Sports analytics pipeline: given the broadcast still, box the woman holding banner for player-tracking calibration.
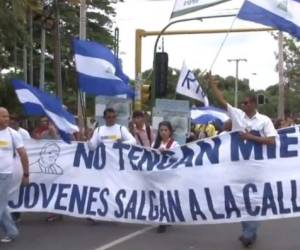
[152,121,179,233]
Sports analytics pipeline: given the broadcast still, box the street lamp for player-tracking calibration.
[228,58,247,107]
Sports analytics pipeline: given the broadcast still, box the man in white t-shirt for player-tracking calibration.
[0,107,29,243]
[9,115,30,222]
[88,108,136,150]
[209,76,277,247]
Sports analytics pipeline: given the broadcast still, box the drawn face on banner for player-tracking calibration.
[40,144,60,165]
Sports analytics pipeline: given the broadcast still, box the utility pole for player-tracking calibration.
[77,0,87,137]
[39,27,46,91]
[228,58,247,107]
[278,31,285,119]
[29,9,34,85]
[23,46,27,83]
[53,0,62,100]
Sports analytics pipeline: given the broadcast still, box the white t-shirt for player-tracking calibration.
[159,139,179,150]
[17,127,31,140]
[151,138,179,150]
[227,104,277,137]
[0,127,24,173]
[88,124,136,150]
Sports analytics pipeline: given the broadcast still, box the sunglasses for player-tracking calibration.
[105,115,116,119]
[242,101,251,105]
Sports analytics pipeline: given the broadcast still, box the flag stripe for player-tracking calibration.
[191,107,229,121]
[78,73,133,96]
[242,0,300,23]
[13,82,75,124]
[73,39,116,61]
[75,54,119,80]
[15,89,79,133]
[73,39,133,97]
[12,80,79,143]
[238,0,300,39]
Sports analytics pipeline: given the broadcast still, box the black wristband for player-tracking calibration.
[23,173,29,178]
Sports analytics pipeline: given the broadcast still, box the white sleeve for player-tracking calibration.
[21,128,31,140]
[226,103,243,119]
[121,126,136,145]
[87,128,100,150]
[170,140,180,149]
[226,103,245,131]
[263,117,277,137]
[11,129,24,149]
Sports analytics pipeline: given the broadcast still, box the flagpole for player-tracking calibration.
[151,14,235,107]
[278,31,285,119]
[78,0,87,139]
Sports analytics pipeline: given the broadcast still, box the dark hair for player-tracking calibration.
[10,114,20,121]
[132,110,144,118]
[274,118,283,129]
[103,107,116,117]
[152,121,174,149]
[246,94,257,105]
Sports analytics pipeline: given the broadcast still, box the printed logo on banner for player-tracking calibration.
[30,143,63,175]
[182,70,204,96]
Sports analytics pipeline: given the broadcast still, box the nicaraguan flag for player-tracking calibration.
[176,62,209,106]
[191,106,230,125]
[12,80,79,143]
[238,0,300,39]
[73,39,134,97]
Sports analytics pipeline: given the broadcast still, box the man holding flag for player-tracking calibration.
[209,74,277,247]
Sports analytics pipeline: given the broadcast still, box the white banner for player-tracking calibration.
[171,0,231,18]
[8,126,300,225]
[176,62,209,106]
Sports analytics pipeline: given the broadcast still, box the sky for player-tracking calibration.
[114,0,280,91]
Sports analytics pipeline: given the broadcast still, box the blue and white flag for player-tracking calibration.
[73,39,134,97]
[12,80,79,143]
[238,0,300,39]
[176,62,209,106]
[191,106,230,125]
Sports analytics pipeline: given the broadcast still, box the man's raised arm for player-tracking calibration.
[208,74,227,109]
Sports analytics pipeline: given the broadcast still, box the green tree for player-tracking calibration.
[0,0,119,116]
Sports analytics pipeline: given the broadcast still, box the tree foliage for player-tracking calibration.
[0,0,119,116]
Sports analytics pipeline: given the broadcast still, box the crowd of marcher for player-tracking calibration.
[0,75,298,246]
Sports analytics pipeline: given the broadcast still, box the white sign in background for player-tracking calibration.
[8,127,300,225]
[171,0,231,18]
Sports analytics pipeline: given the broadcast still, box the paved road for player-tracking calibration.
[1,214,299,250]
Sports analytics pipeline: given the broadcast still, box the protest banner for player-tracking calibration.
[9,126,300,225]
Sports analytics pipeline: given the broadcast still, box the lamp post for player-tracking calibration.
[228,58,247,107]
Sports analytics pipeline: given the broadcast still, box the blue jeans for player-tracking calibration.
[0,174,19,238]
[241,221,259,239]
